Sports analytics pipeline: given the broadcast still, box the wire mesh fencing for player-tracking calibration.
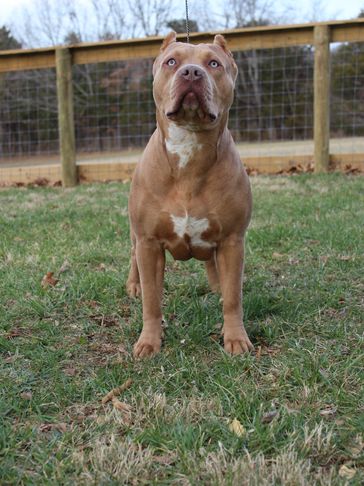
[73,59,155,154]
[0,22,364,185]
[231,46,314,144]
[0,67,60,184]
[331,42,364,138]
[0,68,59,158]
[330,42,364,164]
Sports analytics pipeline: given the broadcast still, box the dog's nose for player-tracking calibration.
[180,64,204,82]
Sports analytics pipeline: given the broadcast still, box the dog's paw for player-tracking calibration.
[224,331,254,355]
[126,280,141,298]
[133,335,161,358]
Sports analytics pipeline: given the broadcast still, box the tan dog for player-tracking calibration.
[127,31,253,358]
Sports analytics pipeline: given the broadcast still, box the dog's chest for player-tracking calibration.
[170,213,210,248]
[155,207,221,261]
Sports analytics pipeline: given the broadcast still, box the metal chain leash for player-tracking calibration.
[185,0,190,43]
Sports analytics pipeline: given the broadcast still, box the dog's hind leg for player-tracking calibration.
[205,253,220,293]
[126,232,141,298]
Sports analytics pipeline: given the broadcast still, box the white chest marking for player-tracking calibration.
[165,124,202,168]
[171,214,212,248]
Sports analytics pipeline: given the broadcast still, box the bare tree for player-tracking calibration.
[90,0,129,41]
[185,0,218,32]
[305,0,331,22]
[126,0,173,37]
[220,0,274,28]
[13,0,131,47]
[15,0,67,46]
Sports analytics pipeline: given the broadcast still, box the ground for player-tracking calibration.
[0,174,363,484]
[1,137,363,168]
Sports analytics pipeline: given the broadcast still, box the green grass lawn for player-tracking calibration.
[1,174,363,485]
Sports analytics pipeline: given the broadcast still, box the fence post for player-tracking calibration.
[56,47,77,187]
[314,25,330,173]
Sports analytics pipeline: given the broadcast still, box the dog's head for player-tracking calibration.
[153,32,238,129]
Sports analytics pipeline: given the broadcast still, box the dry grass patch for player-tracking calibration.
[1,176,363,485]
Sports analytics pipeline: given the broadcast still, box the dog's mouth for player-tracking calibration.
[166,90,217,123]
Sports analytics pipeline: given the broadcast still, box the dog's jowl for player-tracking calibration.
[127,31,253,358]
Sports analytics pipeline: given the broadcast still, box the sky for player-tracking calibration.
[0,0,364,24]
[1,0,364,41]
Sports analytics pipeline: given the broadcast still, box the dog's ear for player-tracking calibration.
[161,31,177,52]
[213,34,233,58]
[214,34,237,81]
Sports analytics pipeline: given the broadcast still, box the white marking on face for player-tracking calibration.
[165,124,202,168]
[171,213,212,248]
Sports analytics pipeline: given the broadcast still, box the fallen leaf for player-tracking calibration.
[33,177,50,187]
[153,453,177,465]
[256,344,281,358]
[285,405,300,415]
[344,164,361,175]
[319,405,337,418]
[119,304,131,318]
[278,164,306,175]
[63,367,77,376]
[86,300,99,309]
[246,168,260,176]
[6,328,30,339]
[339,255,352,261]
[101,378,133,404]
[266,347,281,356]
[348,436,364,458]
[39,423,68,433]
[272,252,284,259]
[111,397,132,413]
[59,260,71,273]
[41,272,59,288]
[90,314,119,327]
[324,308,340,318]
[4,353,22,363]
[262,410,279,423]
[288,257,300,265]
[229,418,246,437]
[339,464,356,479]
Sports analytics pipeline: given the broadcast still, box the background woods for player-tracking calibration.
[0,2,364,176]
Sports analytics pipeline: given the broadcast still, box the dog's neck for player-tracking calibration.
[156,112,229,180]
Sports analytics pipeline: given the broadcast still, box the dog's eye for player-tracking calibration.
[167,58,176,67]
[209,60,220,68]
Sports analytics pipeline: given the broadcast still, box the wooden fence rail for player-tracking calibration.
[1,18,364,186]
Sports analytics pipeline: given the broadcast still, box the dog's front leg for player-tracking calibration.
[134,239,165,358]
[217,236,254,355]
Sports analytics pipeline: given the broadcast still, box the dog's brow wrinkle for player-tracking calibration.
[165,124,202,168]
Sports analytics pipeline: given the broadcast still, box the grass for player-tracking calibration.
[0,174,363,485]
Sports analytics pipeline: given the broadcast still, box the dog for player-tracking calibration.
[127,31,253,357]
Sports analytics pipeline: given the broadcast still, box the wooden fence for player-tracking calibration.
[1,18,364,186]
